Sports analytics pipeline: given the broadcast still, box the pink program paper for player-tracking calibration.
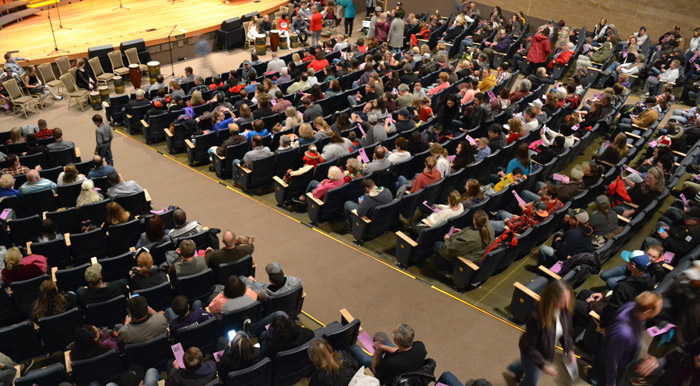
[358,148,370,163]
[465,135,476,145]
[150,208,168,215]
[623,165,639,175]
[552,173,570,183]
[447,226,456,236]
[447,155,456,162]
[512,191,526,205]
[550,260,564,274]
[649,140,658,148]
[690,54,697,63]
[681,193,689,207]
[0,208,11,221]
[436,383,449,386]
[571,124,580,131]
[487,90,496,102]
[213,350,225,362]
[357,331,375,355]
[357,123,366,136]
[172,343,186,368]
[663,252,675,264]
[387,115,393,124]
[422,200,440,212]
[647,323,676,337]
[696,173,700,181]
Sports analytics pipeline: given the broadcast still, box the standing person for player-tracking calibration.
[337,0,355,37]
[504,281,576,386]
[194,36,214,76]
[365,0,376,18]
[586,292,663,386]
[388,9,405,53]
[526,28,551,74]
[310,6,323,46]
[93,115,114,166]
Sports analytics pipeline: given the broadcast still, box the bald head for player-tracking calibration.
[26,169,40,182]
[222,230,236,248]
[92,155,104,168]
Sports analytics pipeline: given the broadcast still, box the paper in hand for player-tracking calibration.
[649,140,658,148]
[681,193,689,207]
[213,350,225,362]
[623,165,639,175]
[422,200,440,212]
[647,323,676,337]
[172,343,186,368]
[663,251,675,264]
[447,155,456,162]
[512,190,526,205]
[465,135,476,145]
[357,331,375,355]
[552,173,570,183]
[487,90,496,102]
[447,226,456,236]
[357,123,366,136]
[564,355,579,381]
[358,148,370,163]
[571,124,579,131]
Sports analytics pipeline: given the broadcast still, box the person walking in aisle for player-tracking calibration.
[337,0,355,37]
[93,114,114,166]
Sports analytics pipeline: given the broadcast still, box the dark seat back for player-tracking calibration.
[177,268,215,303]
[241,154,277,191]
[0,320,43,361]
[264,285,303,319]
[225,357,272,386]
[48,148,77,168]
[114,190,150,216]
[133,281,174,312]
[15,363,69,386]
[55,263,90,293]
[177,316,220,354]
[272,343,313,386]
[70,228,108,265]
[216,255,254,284]
[38,307,83,353]
[21,188,57,216]
[56,181,83,208]
[9,214,42,244]
[84,295,127,328]
[324,318,360,351]
[221,301,263,333]
[125,334,172,371]
[46,207,82,234]
[71,350,124,386]
[79,199,110,226]
[108,219,144,255]
[99,252,135,282]
[29,238,72,269]
[10,274,48,316]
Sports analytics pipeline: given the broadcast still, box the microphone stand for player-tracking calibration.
[112,0,130,11]
[47,12,69,56]
[166,24,178,76]
[54,0,71,30]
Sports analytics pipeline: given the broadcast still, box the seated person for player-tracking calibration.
[348,324,427,385]
[70,325,119,361]
[343,178,393,231]
[77,263,129,307]
[480,167,526,197]
[646,206,700,258]
[105,171,143,200]
[135,215,170,250]
[243,262,303,302]
[589,195,620,241]
[307,337,361,386]
[167,295,213,340]
[434,210,495,275]
[490,185,562,234]
[259,314,314,358]
[600,244,664,289]
[19,170,56,195]
[610,167,665,218]
[538,208,594,266]
[87,155,116,179]
[167,240,207,285]
[395,157,440,198]
[204,230,254,270]
[1,247,47,286]
[166,347,217,386]
[129,252,168,291]
[168,208,203,242]
[117,296,169,347]
[216,332,266,383]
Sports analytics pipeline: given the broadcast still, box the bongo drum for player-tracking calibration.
[113,76,124,94]
[290,33,299,48]
[255,34,267,56]
[147,61,160,84]
[89,91,102,110]
[269,30,280,52]
[98,86,109,102]
[129,64,141,89]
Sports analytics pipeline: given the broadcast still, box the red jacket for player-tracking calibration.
[308,58,329,73]
[310,12,323,31]
[527,33,551,64]
[548,50,574,69]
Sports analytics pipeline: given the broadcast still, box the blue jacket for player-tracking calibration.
[337,0,356,18]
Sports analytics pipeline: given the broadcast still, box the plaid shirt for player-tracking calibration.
[35,129,54,139]
[1,166,29,177]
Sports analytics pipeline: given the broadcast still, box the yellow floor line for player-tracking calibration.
[116,128,533,335]
[301,310,326,327]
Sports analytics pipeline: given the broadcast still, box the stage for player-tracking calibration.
[0,0,287,64]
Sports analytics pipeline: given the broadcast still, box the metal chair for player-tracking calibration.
[124,48,148,72]
[3,78,36,118]
[107,51,130,77]
[55,56,71,76]
[88,57,114,86]
[37,63,65,96]
[60,73,88,111]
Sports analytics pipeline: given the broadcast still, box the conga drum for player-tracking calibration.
[290,33,299,48]
[269,30,280,52]
[98,86,109,102]
[147,61,160,84]
[129,64,141,89]
[255,34,267,56]
[113,76,124,94]
[89,91,102,110]
[279,33,288,50]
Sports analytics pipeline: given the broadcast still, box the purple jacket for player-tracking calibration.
[592,302,642,385]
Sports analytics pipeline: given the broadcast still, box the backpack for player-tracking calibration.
[479,229,517,263]
[390,358,436,386]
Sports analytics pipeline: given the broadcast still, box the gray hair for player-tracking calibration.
[280,67,288,75]
[520,79,532,91]
[393,324,415,348]
[280,135,291,146]
[368,113,378,123]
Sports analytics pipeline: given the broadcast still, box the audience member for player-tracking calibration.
[106,170,143,199]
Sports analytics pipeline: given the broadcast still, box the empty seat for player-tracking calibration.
[84,295,127,328]
[124,334,172,371]
[114,190,151,216]
[99,252,135,282]
[323,318,360,351]
[28,238,72,269]
[107,218,144,255]
[215,255,254,284]
[69,228,108,265]
[71,350,123,386]
[133,281,174,312]
[177,316,219,354]
[55,263,90,293]
[176,268,215,303]
[21,188,57,216]
[38,307,83,353]
[45,207,82,234]
[15,363,69,386]
[271,343,313,386]
[0,320,44,361]
[9,214,42,245]
[10,274,48,316]
[225,357,272,386]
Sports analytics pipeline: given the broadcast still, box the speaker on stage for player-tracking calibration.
[120,38,151,64]
[241,12,259,22]
[88,44,114,77]
[221,16,242,31]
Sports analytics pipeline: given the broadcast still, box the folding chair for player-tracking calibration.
[37,63,65,96]
[3,78,36,118]
[88,57,114,87]
[60,73,88,111]
[107,51,130,77]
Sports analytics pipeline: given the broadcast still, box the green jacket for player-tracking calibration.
[438,224,495,262]
[591,45,612,64]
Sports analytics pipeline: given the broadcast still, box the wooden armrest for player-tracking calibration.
[91,257,98,265]
[351,209,371,223]
[420,218,431,226]
[673,150,686,157]
[660,81,676,86]
[631,123,643,129]
[302,291,306,299]
[129,246,136,252]
[51,266,57,282]
[617,214,630,223]
[126,114,132,119]
[531,159,542,165]
[514,282,540,301]
[65,350,72,372]
[185,139,195,149]
[306,192,323,206]
[395,231,418,247]
[457,256,479,271]
[339,308,355,324]
[144,189,151,202]
[141,119,149,128]
[25,241,32,254]
[626,143,633,148]
[587,66,602,72]
[75,147,81,158]
[164,128,173,137]
[624,131,641,139]
[157,380,165,386]
[572,136,580,141]
[239,165,251,174]
[662,263,674,271]
[102,101,110,108]
[538,265,561,280]
[64,233,71,246]
[598,160,613,167]
[272,175,288,188]
[623,201,638,209]
[589,310,600,321]
[629,74,638,79]
[494,52,506,56]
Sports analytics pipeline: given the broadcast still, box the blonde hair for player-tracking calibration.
[106,201,130,225]
[9,127,22,143]
[429,142,448,158]
[508,118,523,135]
[447,190,461,207]
[313,116,330,134]
[292,53,301,63]
[613,133,629,157]
[327,166,343,180]
[4,247,22,270]
[190,91,204,106]
[298,123,314,139]
[0,174,15,189]
[136,252,154,277]
[76,179,104,207]
[62,164,80,184]
[307,338,342,372]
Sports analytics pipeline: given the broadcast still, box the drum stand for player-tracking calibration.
[112,0,130,11]
[47,13,69,56]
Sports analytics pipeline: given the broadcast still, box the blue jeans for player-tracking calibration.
[507,348,540,386]
[305,180,320,194]
[344,200,360,230]
[165,299,203,321]
[489,210,514,234]
[144,368,159,386]
[98,144,114,166]
[437,371,463,386]
[521,190,541,203]
[348,344,373,369]
[208,146,217,162]
[459,38,474,54]
[232,159,242,183]
[600,264,627,289]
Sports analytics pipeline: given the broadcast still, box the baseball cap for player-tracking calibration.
[84,263,103,285]
[153,100,163,109]
[398,84,409,92]
[266,262,285,284]
[595,195,611,211]
[243,60,251,65]
[658,135,672,147]
[683,206,700,220]
[533,202,549,217]
[621,250,651,270]
[684,260,700,281]
[128,295,149,320]
[567,208,589,223]
[528,99,543,108]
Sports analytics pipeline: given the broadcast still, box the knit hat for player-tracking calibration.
[84,263,103,286]
[657,135,672,147]
[567,208,589,223]
[396,108,410,118]
[423,53,431,59]
[694,191,700,204]
[621,250,651,270]
[683,206,700,220]
[595,195,611,211]
[528,99,543,109]
[128,295,149,320]
[266,262,285,285]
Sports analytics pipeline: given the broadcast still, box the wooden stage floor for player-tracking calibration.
[1,0,287,64]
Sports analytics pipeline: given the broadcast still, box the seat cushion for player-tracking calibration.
[138,64,148,71]
[14,96,34,103]
[97,74,113,81]
[115,68,129,76]
[47,80,63,87]
[69,91,89,97]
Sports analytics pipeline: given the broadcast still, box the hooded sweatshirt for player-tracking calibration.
[357,186,393,218]
[526,33,551,63]
[600,273,655,328]
[553,223,594,260]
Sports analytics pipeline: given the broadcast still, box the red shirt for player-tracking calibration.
[419,107,433,122]
[310,12,323,31]
[308,58,329,73]
[411,169,441,193]
[278,19,290,32]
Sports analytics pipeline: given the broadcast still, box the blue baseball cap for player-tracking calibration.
[621,250,651,270]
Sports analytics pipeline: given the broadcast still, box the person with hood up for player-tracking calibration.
[526,27,551,73]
